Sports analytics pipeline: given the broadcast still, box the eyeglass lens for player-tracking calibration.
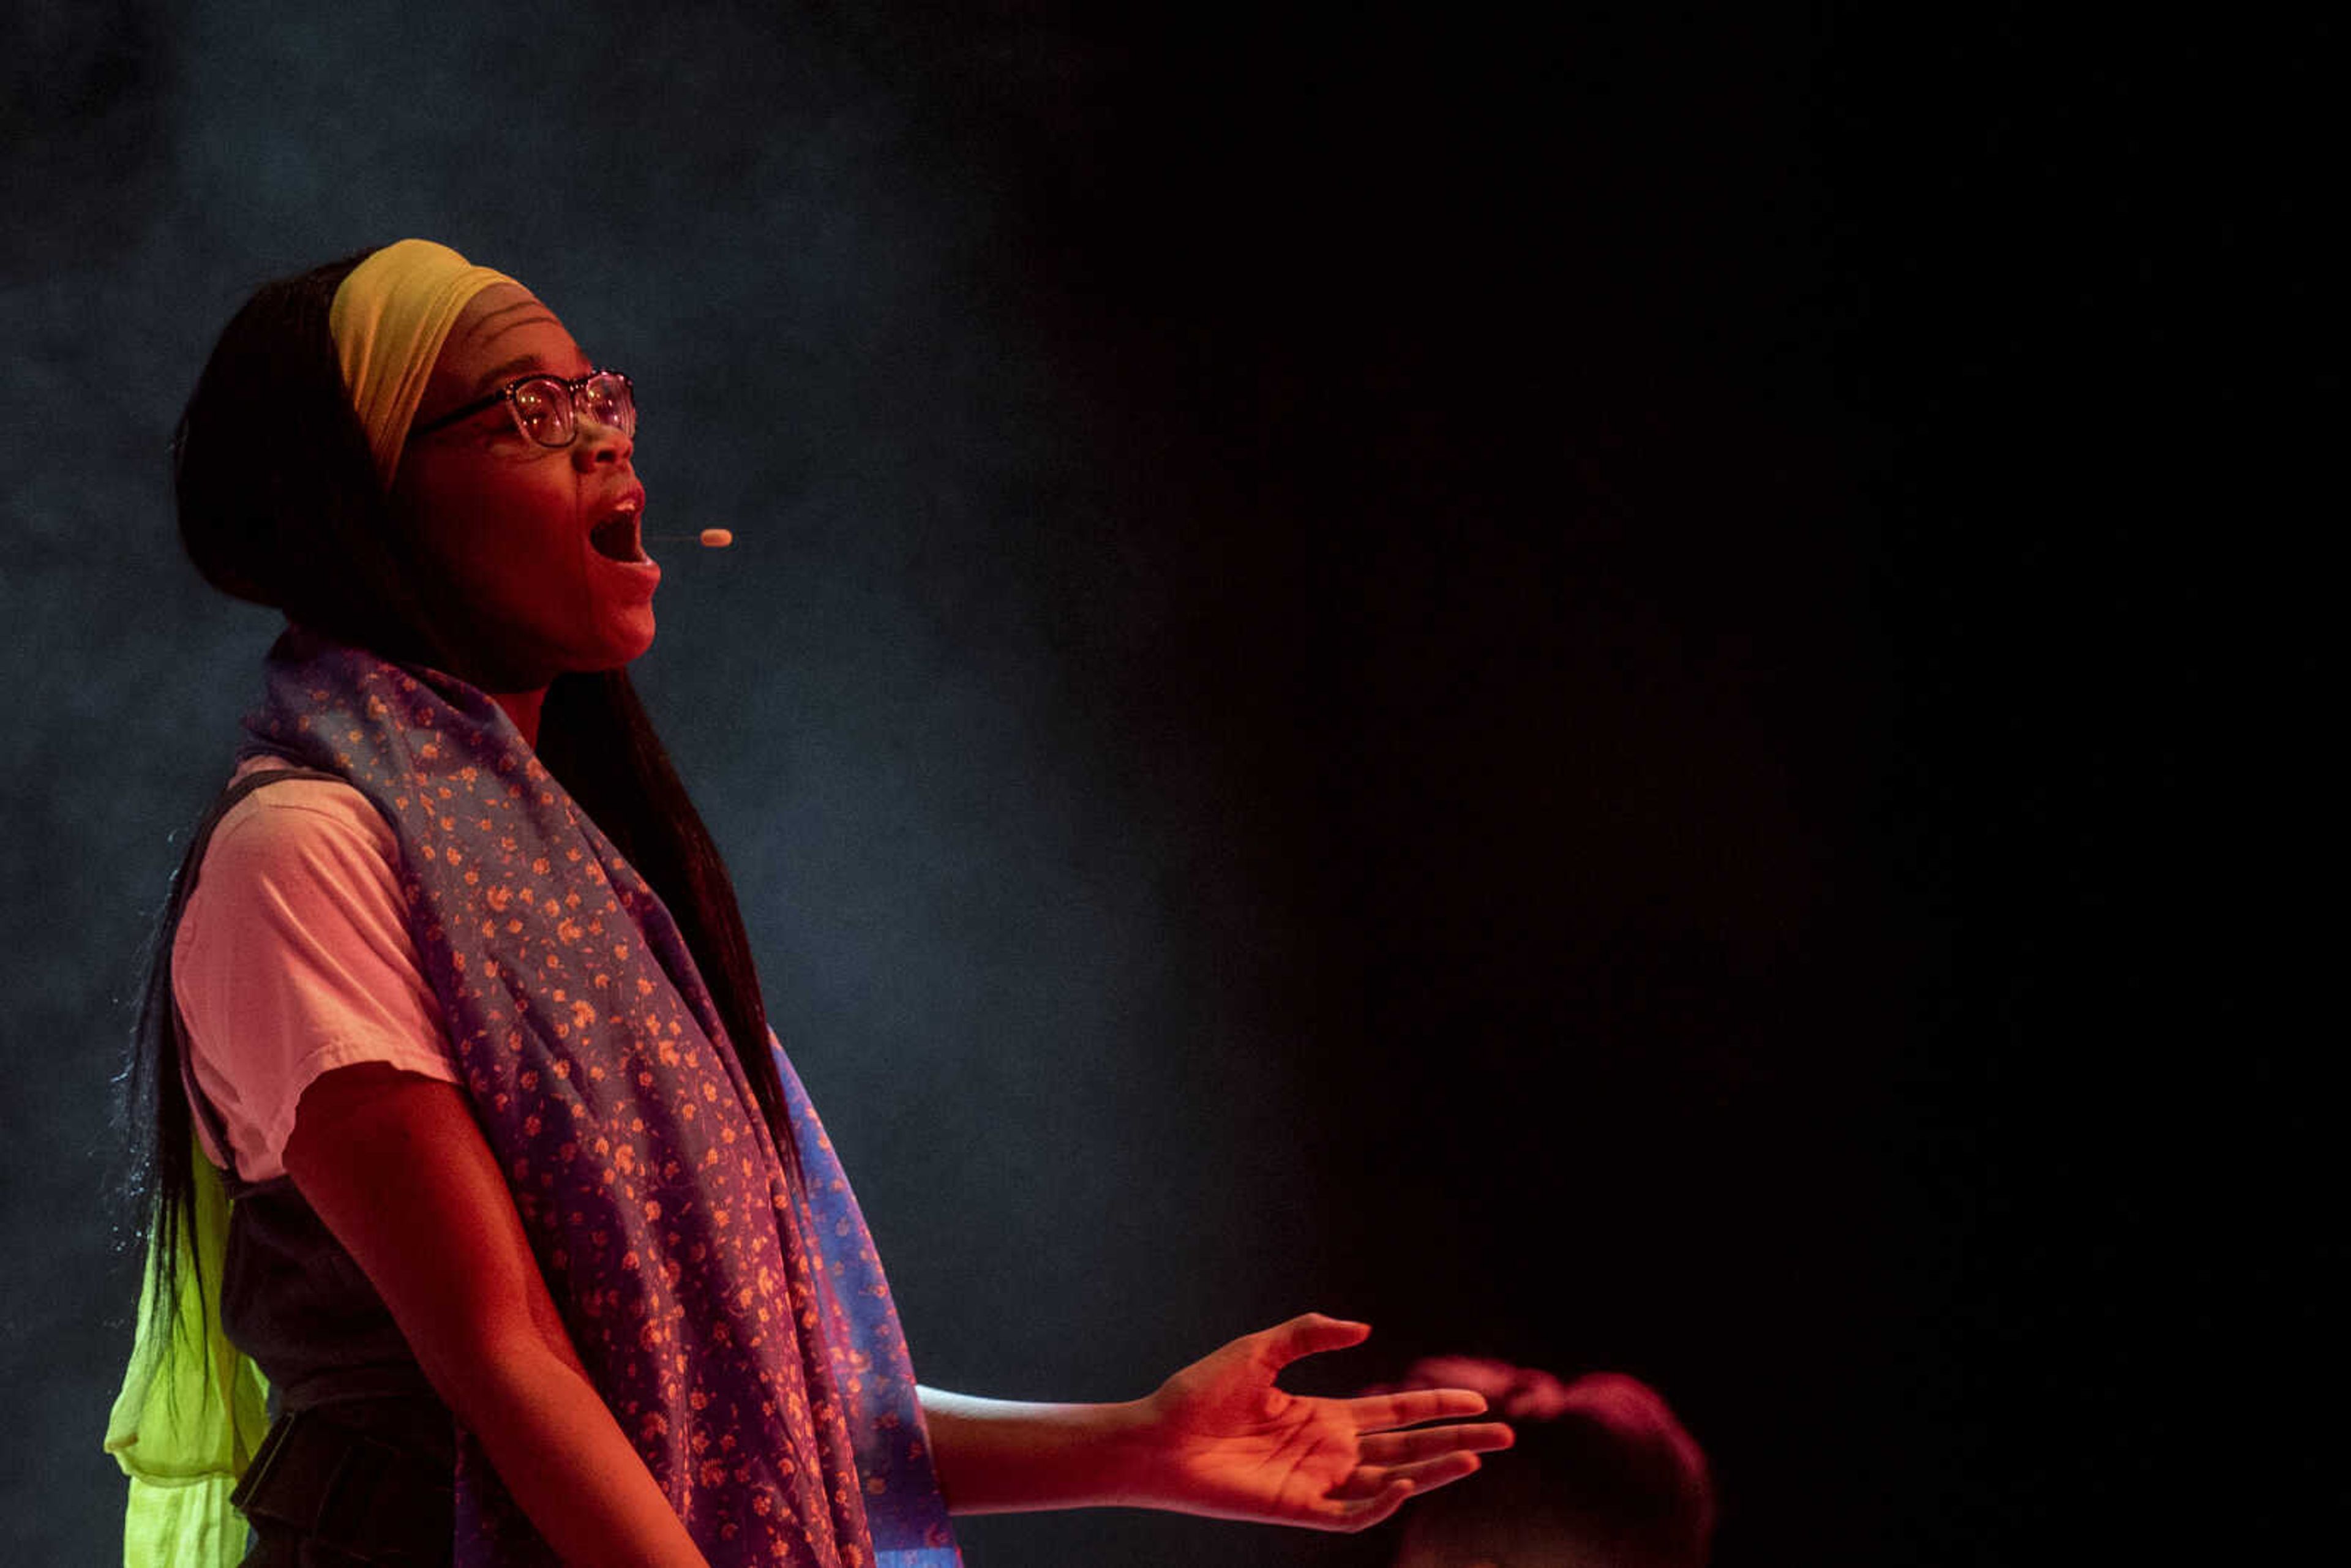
[511,373,634,447]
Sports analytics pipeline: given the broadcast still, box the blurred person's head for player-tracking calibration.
[1390,1373,1714,1568]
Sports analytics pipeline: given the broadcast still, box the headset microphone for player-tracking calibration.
[647,529,733,548]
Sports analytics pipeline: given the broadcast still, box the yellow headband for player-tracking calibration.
[328,239,521,489]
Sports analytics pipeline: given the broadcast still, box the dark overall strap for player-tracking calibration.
[168,765,456,1566]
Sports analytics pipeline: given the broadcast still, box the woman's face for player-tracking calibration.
[391,283,657,691]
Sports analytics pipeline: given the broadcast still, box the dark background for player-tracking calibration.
[2,4,2322,1564]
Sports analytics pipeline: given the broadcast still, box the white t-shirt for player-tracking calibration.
[171,757,459,1184]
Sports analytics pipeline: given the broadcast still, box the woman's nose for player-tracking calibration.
[573,416,632,469]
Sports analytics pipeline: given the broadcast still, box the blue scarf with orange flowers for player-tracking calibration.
[238,626,958,1567]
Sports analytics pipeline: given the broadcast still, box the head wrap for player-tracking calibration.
[328,239,520,489]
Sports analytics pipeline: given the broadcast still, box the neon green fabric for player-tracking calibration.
[105,1140,271,1567]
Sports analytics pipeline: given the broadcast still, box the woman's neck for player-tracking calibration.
[492,688,547,748]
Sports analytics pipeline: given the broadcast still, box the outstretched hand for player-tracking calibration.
[1133,1313,1514,1534]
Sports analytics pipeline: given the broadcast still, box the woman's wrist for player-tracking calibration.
[917,1387,1168,1514]
[1086,1395,1169,1508]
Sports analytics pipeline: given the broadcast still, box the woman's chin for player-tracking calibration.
[560,604,658,677]
[607,605,658,666]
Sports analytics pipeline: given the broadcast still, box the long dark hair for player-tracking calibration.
[123,249,793,1351]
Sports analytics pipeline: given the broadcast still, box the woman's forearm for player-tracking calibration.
[437,1327,710,1567]
[917,1386,1160,1515]
[284,1070,710,1566]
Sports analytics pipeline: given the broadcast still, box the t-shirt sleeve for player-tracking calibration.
[172,776,459,1185]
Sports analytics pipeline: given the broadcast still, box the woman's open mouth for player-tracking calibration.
[589,505,645,562]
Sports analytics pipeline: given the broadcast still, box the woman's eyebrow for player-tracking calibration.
[465,353,555,399]
[463,342,594,401]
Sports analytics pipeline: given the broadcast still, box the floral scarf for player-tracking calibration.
[232,626,958,1566]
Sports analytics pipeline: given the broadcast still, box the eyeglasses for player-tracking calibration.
[410,369,636,449]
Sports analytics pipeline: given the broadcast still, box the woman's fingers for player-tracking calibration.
[1327,1452,1485,1502]
[1253,1313,1374,1374]
[1357,1419,1516,1466]
[1402,1354,1525,1397]
[1311,1476,1416,1532]
[1343,1386,1491,1433]
[1313,1446,1502,1531]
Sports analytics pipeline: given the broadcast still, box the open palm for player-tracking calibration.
[1139,1313,1515,1533]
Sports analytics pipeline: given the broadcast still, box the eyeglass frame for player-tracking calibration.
[408,368,636,448]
